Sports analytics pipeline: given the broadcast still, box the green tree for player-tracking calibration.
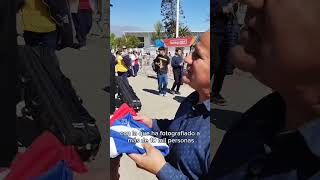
[160,0,186,38]
[122,35,142,48]
[110,33,116,49]
[151,21,165,43]
[114,37,124,49]
[179,25,192,37]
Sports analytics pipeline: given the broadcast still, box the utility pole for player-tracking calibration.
[176,0,180,38]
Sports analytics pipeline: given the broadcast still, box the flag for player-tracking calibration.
[110,113,169,158]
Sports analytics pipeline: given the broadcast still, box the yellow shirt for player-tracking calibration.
[22,0,56,33]
[115,55,128,73]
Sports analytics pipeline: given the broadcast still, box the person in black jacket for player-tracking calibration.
[153,47,170,96]
[169,48,184,95]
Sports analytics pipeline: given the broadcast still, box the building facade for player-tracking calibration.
[123,31,205,48]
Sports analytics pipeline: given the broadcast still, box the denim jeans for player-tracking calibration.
[158,73,168,95]
[77,9,93,47]
[23,30,57,51]
[212,32,227,97]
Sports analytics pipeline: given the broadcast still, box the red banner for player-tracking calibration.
[163,37,194,47]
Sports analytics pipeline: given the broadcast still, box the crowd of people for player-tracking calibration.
[112,45,187,97]
[113,46,141,81]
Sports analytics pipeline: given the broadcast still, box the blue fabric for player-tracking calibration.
[158,73,168,95]
[110,113,169,158]
[77,10,92,46]
[155,39,164,47]
[34,160,73,180]
[171,55,183,68]
[153,91,211,180]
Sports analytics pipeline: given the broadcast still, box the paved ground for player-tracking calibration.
[211,72,272,156]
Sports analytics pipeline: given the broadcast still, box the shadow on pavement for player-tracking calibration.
[142,88,159,95]
[173,96,185,103]
[147,75,157,80]
[211,109,242,131]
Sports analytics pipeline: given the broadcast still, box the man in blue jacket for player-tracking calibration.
[170,48,184,95]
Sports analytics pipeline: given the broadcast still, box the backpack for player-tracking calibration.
[17,46,101,161]
[122,55,132,69]
[152,58,159,73]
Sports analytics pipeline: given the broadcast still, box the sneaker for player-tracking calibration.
[212,94,227,106]
[175,91,181,95]
[169,90,175,94]
[163,94,167,97]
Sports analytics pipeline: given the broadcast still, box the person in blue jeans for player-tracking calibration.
[153,47,170,96]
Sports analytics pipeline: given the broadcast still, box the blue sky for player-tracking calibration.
[110,0,210,35]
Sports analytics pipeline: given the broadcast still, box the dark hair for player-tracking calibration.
[116,50,122,55]
[158,46,165,51]
[175,48,182,52]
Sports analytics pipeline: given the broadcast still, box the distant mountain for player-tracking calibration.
[111,25,147,37]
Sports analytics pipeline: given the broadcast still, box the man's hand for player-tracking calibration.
[128,144,166,175]
[133,116,152,128]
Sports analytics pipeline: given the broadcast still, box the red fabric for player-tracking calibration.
[6,131,87,180]
[79,0,91,10]
[110,103,137,126]
[134,59,139,65]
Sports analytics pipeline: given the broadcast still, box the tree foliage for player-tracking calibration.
[160,0,187,38]
[110,33,116,49]
[178,24,192,37]
[151,21,165,43]
[111,34,142,49]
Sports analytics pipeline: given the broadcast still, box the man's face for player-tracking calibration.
[231,0,320,90]
[183,32,210,91]
[159,50,166,56]
[177,50,182,56]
